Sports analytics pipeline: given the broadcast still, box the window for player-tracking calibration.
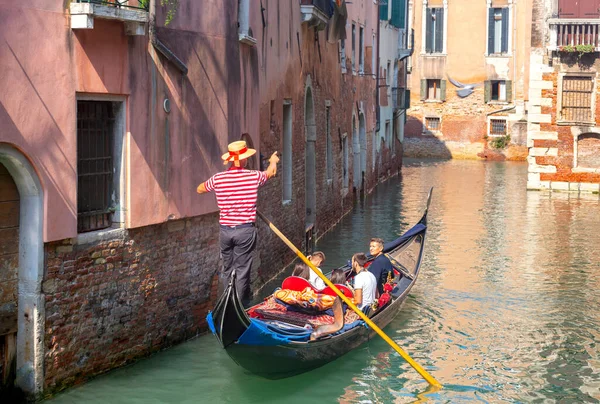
[342,134,349,188]
[559,0,600,18]
[488,8,509,54]
[359,26,364,74]
[485,80,512,103]
[560,75,595,123]
[372,33,376,78]
[425,116,441,132]
[326,106,333,181]
[419,79,446,101]
[425,8,444,54]
[385,121,391,148]
[340,39,346,73]
[489,118,507,136]
[282,101,293,202]
[238,0,255,45]
[77,100,124,233]
[352,23,356,73]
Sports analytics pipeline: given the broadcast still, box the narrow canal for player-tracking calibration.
[49,159,600,403]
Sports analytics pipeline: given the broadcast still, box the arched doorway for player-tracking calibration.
[0,162,19,395]
[359,112,367,191]
[305,79,317,253]
[352,114,360,190]
[0,145,44,398]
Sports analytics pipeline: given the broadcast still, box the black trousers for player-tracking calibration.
[219,224,257,306]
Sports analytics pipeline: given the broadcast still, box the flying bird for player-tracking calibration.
[447,75,481,98]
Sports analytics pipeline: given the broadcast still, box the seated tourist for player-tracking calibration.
[307,251,326,290]
[367,237,393,296]
[351,253,377,311]
[291,263,310,280]
[330,268,347,285]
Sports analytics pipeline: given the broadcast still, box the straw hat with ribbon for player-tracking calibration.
[221,140,256,165]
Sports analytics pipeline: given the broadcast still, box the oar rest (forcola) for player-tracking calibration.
[281,276,354,299]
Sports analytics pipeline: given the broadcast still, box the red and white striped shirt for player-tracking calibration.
[204,167,268,226]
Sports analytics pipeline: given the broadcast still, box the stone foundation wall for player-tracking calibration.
[43,214,221,393]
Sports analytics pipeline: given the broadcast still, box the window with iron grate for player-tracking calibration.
[77,101,115,233]
[489,118,507,136]
[560,75,594,123]
[425,116,441,132]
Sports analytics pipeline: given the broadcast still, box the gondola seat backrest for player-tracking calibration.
[281,276,353,299]
[281,276,318,293]
[319,285,354,299]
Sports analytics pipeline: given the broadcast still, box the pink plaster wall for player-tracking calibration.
[0,3,77,241]
[0,2,252,241]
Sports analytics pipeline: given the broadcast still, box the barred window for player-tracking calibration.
[425,117,441,132]
[490,119,507,136]
[77,101,115,233]
[561,76,594,123]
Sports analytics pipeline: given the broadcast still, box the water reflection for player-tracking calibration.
[48,159,600,403]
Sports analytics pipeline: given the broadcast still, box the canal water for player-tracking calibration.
[48,159,600,403]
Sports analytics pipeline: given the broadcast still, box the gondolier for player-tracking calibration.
[197,140,279,306]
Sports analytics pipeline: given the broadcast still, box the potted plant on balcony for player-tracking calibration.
[558,44,596,59]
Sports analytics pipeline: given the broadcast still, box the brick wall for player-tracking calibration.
[528,54,600,191]
[405,87,528,161]
[43,214,220,393]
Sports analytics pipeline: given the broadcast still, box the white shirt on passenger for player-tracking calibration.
[353,270,377,310]
[309,267,326,290]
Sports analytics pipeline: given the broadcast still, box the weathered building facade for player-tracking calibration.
[0,0,398,398]
[403,0,532,160]
[527,0,600,192]
[377,0,412,174]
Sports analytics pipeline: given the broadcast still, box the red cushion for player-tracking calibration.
[281,276,317,292]
[320,284,354,299]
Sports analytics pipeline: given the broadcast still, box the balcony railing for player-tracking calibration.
[548,19,600,51]
[300,0,331,31]
[74,0,149,11]
[71,0,149,35]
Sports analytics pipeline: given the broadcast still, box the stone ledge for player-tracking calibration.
[529,80,554,90]
[529,164,557,174]
[529,147,558,157]
[529,131,558,140]
[528,114,552,124]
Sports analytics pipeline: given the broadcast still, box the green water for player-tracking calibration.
[48,159,600,403]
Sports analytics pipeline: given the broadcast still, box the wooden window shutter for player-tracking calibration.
[501,8,509,53]
[505,80,513,101]
[440,79,447,101]
[484,81,491,103]
[434,8,444,53]
[420,79,427,100]
[488,9,495,54]
[558,0,579,18]
[380,1,388,21]
[425,8,433,53]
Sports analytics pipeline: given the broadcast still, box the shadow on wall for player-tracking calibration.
[403,115,452,160]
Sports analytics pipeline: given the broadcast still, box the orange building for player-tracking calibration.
[404,0,532,160]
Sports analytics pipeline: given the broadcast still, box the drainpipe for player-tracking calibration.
[148,0,188,75]
[487,105,516,116]
[375,3,381,133]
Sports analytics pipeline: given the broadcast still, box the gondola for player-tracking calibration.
[207,189,432,379]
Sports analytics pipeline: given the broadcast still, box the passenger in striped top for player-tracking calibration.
[197,140,279,306]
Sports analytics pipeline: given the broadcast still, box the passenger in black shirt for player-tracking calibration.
[367,237,393,295]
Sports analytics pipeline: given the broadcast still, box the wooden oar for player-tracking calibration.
[256,211,442,388]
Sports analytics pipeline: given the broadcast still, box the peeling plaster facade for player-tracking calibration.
[404,0,532,161]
